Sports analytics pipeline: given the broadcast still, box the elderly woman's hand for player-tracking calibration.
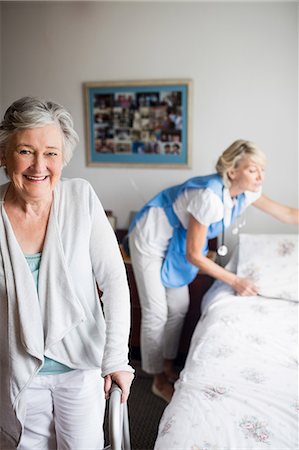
[104,371,135,403]
[233,276,259,296]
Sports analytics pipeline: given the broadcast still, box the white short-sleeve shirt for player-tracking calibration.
[132,187,261,257]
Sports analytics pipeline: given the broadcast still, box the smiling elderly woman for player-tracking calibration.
[0,97,134,450]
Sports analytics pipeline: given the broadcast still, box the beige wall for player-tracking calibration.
[1,1,298,235]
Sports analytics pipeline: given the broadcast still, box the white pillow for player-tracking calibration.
[237,233,298,301]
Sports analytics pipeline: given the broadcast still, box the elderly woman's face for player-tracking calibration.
[4,124,64,201]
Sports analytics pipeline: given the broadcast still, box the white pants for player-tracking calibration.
[129,234,189,374]
[18,369,105,450]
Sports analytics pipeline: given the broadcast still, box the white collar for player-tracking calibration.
[223,187,236,226]
[223,187,236,209]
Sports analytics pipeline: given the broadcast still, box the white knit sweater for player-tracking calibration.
[0,178,133,448]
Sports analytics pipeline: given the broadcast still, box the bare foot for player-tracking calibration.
[152,381,174,403]
[164,359,180,383]
[164,369,179,383]
[152,373,174,402]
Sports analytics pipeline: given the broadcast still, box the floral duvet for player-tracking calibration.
[154,281,298,450]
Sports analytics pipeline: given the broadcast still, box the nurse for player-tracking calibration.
[129,139,299,403]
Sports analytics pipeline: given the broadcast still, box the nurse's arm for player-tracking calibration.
[186,214,258,296]
[253,194,299,224]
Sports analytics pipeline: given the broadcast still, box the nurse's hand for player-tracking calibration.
[233,276,259,296]
[104,371,135,403]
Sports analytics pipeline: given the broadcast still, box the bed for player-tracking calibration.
[154,234,298,450]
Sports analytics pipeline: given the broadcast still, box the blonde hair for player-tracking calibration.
[216,139,266,187]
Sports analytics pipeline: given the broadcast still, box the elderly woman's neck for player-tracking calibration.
[5,184,53,216]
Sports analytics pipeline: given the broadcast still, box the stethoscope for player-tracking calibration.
[216,189,246,257]
[217,217,246,256]
[217,224,229,257]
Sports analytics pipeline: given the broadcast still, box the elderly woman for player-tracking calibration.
[0,97,134,450]
[129,139,299,403]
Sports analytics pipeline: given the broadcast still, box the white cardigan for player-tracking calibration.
[0,178,133,448]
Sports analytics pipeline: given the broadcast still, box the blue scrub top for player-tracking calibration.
[129,174,245,288]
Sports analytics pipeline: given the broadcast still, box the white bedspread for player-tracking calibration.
[154,281,298,450]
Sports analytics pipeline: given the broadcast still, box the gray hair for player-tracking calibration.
[0,96,79,165]
[216,139,266,187]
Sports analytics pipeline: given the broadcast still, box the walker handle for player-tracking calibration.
[108,382,131,450]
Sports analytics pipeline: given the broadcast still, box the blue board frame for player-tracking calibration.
[84,79,192,168]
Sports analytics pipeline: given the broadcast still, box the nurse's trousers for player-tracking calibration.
[129,234,190,375]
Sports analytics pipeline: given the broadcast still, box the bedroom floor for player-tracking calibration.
[104,359,180,450]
